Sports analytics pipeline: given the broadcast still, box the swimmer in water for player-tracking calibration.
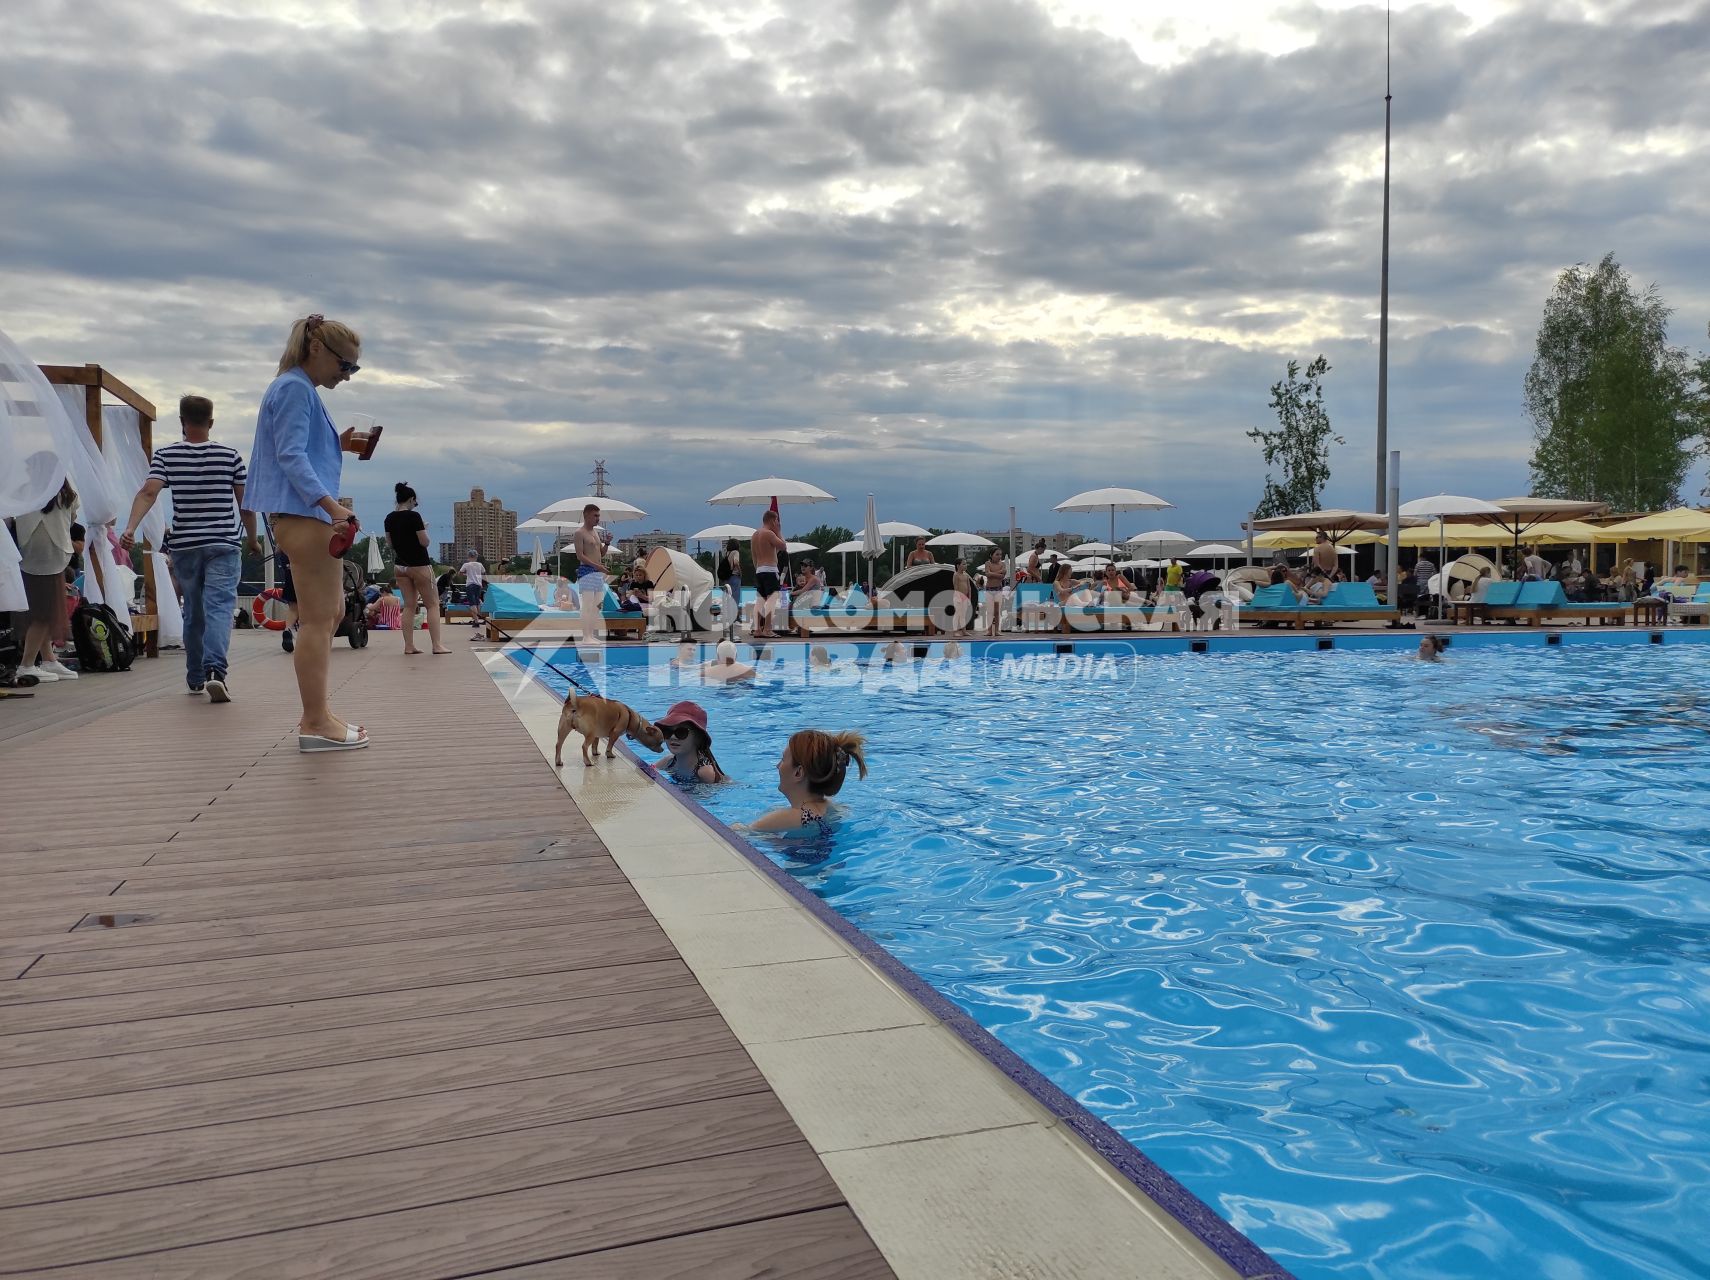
[1417,634,1446,661]
[702,638,756,683]
[742,729,867,835]
[653,700,727,783]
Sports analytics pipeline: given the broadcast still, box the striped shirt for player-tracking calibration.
[148,441,248,551]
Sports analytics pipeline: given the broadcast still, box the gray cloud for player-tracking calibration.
[2,0,1707,549]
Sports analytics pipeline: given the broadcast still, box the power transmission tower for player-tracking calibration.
[591,460,609,498]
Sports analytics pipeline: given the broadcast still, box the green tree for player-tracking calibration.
[796,524,854,555]
[1525,253,1705,509]
[1248,356,1342,519]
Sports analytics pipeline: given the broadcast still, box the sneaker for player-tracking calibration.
[281,627,295,653]
[16,665,59,683]
[40,659,79,680]
[205,671,230,703]
[188,683,205,695]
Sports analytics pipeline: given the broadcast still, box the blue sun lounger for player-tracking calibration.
[1486,580,1632,626]
[481,581,647,639]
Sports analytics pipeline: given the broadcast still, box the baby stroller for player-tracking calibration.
[333,559,370,649]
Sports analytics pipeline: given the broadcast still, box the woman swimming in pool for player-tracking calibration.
[653,700,726,784]
[744,729,867,835]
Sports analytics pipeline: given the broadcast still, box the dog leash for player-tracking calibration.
[480,617,603,698]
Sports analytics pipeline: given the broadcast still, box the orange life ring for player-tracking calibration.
[252,587,289,631]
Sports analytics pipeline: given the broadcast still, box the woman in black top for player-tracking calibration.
[384,482,450,655]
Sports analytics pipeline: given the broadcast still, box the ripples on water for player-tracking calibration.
[547,644,1710,1280]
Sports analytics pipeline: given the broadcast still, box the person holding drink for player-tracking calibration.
[242,313,375,751]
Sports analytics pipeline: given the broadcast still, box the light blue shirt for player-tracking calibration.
[241,368,341,523]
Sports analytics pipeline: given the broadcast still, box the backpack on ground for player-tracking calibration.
[71,602,135,673]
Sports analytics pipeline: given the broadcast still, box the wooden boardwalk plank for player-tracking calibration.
[2,1016,742,1154]
[0,983,717,1104]
[2,1093,801,1268]
[0,963,694,1071]
[0,1050,767,1208]
[36,1143,843,1280]
[483,1208,896,1280]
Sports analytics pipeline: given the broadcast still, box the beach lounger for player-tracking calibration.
[1237,582,1303,627]
[1293,581,1399,627]
[794,591,880,636]
[1665,582,1710,623]
[481,582,647,640]
[1486,580,1632,626]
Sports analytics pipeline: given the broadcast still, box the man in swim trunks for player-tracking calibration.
[573,503,608,644]
[1310,531,1339,578]
[751,508,786,639]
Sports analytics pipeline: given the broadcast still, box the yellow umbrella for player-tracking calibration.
[1528,519,1610,545]
[1252,529,1382,549]
[1596,508,1710,541]
[1397,524,1502,548]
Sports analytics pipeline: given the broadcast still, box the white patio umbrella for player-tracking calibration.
[876,520,930,575]
[535,496,646,523]
[860,494,884,588]
[1068,541,1115,556]
[690,523,757,541]
[1125,529,1195,583]
[927,531,995,548]
[825,536,865,586]
[1187,542,1245,572]
[532,500,643,570]
[708,477,836,507]
[1398,495,1506,618]
[785,541,817,554]
[1057,487,1173,560]
[366,534,384,575]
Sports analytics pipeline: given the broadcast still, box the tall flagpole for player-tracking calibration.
[1375,5,1392,512]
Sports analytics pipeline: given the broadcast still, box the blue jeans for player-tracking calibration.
[175,543,241,685]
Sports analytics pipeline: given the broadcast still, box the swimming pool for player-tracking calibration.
[523,639,1710,1280]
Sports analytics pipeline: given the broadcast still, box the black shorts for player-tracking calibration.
[276,551,297,605]
[755,570,780,600]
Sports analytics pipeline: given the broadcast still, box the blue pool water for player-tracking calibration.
[529,642,1710,1280]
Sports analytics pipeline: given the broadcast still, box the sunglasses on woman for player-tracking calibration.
[322,342,360,375]
[663,723,697,740]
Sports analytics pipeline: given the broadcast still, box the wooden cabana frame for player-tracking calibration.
[38,363,161,658]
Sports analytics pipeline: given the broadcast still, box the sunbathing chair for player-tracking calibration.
[1293,581,1398,627]
[1236,582,1303,627]
[1485,580,1632,626]
[481,582,647,641]
[1664,582,1710,623]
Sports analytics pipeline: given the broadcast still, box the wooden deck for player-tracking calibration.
[0,631,893,1278]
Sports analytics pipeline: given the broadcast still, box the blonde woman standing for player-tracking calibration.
[243,314,374,751]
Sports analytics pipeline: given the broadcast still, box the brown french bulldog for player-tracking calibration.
[554,693,665,768]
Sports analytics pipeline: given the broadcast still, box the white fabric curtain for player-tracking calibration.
[0,328,72,611]
[151,550,182,645]
[100,406,167,546]
[53,386,123,530]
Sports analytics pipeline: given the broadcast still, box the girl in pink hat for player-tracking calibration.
[653,700,727,784]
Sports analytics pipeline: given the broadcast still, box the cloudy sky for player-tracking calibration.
[4,0,1707,549]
